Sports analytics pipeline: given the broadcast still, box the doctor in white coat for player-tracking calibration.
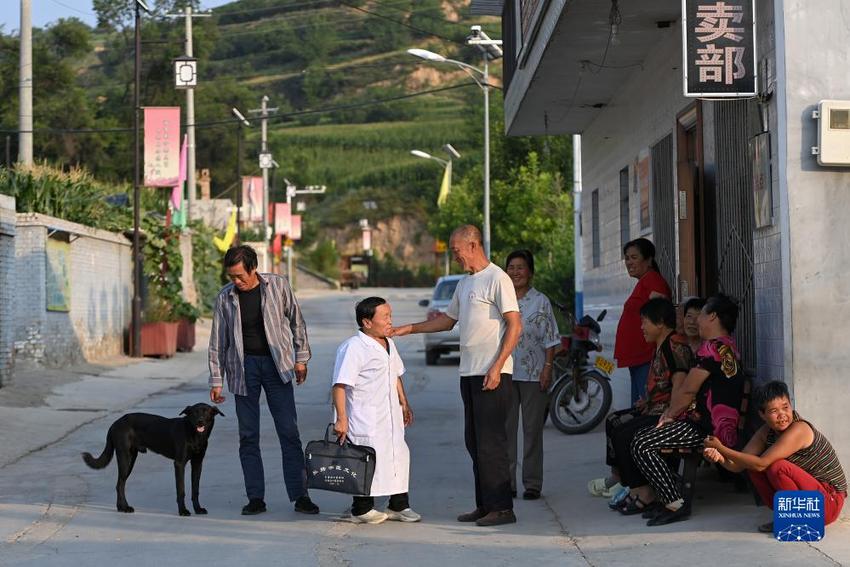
[332,297,421,524]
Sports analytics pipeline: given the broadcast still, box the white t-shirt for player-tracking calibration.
[445,263,520,376]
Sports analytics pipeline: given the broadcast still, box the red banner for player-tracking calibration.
[144,107,181,187]
[241,176,264,222]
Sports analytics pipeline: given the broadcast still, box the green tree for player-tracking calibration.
[430,152,574,310]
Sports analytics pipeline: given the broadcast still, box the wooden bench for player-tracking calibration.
[660,373,753,509]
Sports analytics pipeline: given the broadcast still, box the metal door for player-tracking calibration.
[713,100,757,374]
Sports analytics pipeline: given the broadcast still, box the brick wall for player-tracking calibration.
[0,195,16,386]
[13,214,132,368]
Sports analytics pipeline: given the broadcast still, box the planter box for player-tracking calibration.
[177,319,196,353]
[140,321,179,358]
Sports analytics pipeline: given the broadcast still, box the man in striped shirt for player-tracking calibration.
[209,245,319,516]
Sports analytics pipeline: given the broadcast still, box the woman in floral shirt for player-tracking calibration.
[505,250,561,500]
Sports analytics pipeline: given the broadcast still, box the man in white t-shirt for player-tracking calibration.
[392,225,522,527]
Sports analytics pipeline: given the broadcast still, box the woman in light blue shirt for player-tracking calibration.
[505,249,561,500]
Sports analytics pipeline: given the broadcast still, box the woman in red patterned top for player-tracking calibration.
[588,298,694,507]
[614,238,672,405]
[630,293,745,526]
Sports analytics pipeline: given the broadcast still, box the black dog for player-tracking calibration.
[82,403,223,516]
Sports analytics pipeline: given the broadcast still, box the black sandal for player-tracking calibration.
[646,505,691,526]
[619,496,654,516]
[641,502,664,520]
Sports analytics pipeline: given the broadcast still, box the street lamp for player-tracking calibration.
[282,180,327,281]
[410,149,448,167]
[412,145,461,276]
[407,26,502,258]
[231,107,250,242]
[131,0,152,358]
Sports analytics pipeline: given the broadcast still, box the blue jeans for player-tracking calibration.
[628,363,650,406]
[235,355,307,502]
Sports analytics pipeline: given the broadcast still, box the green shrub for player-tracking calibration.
[304,239,340,279]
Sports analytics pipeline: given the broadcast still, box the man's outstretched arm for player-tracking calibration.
[391,313,457,336]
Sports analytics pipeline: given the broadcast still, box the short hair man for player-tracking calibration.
[392,225,523,526]
[208,245,319,516]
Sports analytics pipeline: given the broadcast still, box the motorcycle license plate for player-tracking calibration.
[594,356,615,375]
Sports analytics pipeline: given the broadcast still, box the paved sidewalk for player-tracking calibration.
[1,294,848,565]
[0,320,212,469]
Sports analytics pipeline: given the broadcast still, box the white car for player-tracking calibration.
[418,274,464,365]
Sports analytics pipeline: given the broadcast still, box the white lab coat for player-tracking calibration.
[332,332,410,496]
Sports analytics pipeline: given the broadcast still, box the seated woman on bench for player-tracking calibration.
[588,298,694,509]
[630,293,745,526]
[704,380,847,533]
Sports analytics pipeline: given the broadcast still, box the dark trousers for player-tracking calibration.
[352,493,410,516]
[235,354,307,502]
[605,409,660,488]
[459,374,513,513]
[628,363,650,406]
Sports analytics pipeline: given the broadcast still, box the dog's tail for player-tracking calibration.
[82,433,114,469]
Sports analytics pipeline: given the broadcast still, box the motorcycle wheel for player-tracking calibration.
[548,371,612,434]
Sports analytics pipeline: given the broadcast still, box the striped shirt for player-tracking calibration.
[766,415,847,494]
[208,273,311,396]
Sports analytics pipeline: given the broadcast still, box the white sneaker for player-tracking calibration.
[351,509,388,524]
[385,508,422,522]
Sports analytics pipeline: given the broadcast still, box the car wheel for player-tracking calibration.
[425,349,439,366]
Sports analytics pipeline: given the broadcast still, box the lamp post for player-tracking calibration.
[283,180,326,281]
[411,146,460,276]
[408,27,502,257]
[132,0,152,358]
[231,107,250,242]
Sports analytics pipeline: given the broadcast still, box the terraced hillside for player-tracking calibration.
[79,0,495,237]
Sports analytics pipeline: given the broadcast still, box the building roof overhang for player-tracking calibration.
[503,0,681,136]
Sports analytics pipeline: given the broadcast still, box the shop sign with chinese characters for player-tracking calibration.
[682,0,757,97]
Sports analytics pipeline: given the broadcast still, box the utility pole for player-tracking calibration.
[18,0,33,165]
[166,6,211,222]
[261,96,269,254]
[132,1,147,358]
[249,96,277,271]
[482,55,490,258]
[572,134,583,319]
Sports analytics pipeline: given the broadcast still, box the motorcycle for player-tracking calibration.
[547,305,614,434]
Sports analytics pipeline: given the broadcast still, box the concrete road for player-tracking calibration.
[0,288,848,566]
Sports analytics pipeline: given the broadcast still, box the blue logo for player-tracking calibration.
[773,490,825,542]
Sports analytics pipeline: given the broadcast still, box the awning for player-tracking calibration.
[502,0,681,136]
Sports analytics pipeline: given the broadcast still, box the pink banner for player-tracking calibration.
[290,215,302,240]
[144,107,181,187]
[274,203,291,235]
[241,176,264,222]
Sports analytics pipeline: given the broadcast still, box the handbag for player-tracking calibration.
[305,424,376,496]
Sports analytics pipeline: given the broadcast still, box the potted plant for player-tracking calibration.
[175,300,200,353]
[140,296,179,358]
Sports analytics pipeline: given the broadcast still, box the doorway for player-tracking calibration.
[676,102,709,299]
